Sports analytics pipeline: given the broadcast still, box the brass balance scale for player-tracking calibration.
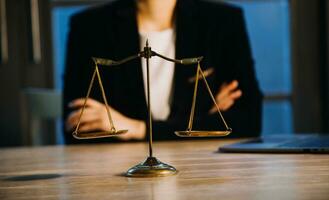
[72,41,232,177]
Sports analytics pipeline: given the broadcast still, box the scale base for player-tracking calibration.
[126,157,177,177]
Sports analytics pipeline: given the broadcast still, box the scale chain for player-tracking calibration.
[95,65,116,131]
[74,64,116,134]
[198,63,230,130]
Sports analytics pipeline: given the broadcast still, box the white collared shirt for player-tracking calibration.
[139,29,175,120]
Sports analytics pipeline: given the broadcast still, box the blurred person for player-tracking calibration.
[63,0,262,144]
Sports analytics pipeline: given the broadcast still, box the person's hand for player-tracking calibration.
[66,98,146,141]
[209,80,242,113]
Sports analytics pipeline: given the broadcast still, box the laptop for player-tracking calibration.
[219,134,329,154]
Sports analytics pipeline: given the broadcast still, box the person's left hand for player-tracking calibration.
[66,98,146,141]
[209,80,242,113]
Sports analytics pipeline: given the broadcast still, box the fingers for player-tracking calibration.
[219,99,234,111]
[78,121,101,132]
[229,89,242,99]
[210,80,242,113]
[217,80,239,101]
[68,98,100,109]
[227,80,239,91]
[66,108,98,131]
[66,98,115,132]
[209,98,235,113]
[66,98,105,131]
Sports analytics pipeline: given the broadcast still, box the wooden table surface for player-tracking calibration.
[0,139,329,200]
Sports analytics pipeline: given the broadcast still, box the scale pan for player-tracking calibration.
[175,130,231,137]
[73,129,128,139]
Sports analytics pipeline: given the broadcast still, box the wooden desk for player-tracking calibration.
[0,139,328,200]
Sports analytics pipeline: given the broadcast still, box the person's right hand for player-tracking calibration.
[66,98,146,141]
[209,80,242,113]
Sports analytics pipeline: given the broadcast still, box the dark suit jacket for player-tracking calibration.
[63,0,263,144]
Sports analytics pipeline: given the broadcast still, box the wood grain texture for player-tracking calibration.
[0,139,329,200]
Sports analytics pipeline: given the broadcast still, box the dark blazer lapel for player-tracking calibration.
[173,0,200,106]
[110,0,147,118]
[175,0,200,59]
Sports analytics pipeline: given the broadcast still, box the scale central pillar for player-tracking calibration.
[125,40,177,177]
